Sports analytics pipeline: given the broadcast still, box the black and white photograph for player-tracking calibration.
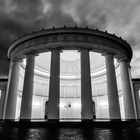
[0,0,140,139]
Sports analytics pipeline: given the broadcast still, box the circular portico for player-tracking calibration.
[3,27,136,122]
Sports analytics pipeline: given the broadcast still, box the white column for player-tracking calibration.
[134,88,140,119]
[0,88,6,119]
[3,61,13,119]
[48,50,60,122]
[105,53,121,120]
[128,65,137,118]
[20,53,35,120]
[120,59,136,120]
[81,49,93,121]
[4,59,20,120]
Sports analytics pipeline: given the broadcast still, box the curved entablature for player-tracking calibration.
[8,27,132,62]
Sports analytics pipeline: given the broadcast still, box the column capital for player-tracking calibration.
[118,57,129,63]
[102,51,115,56]
[118,57,131,68]
[12,57,23,63]
[25,50,38,56]
[49,48,62,52]
[78,48,91,52]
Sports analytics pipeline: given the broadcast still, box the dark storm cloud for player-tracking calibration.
[0,0,140,77]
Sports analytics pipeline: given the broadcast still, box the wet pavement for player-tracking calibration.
[0,125,140,140]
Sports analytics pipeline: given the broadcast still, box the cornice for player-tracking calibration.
[8,26,132,62]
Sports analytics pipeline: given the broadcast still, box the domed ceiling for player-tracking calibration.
[35,51,105,78]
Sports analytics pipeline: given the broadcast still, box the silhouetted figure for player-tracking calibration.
[44,101,49,120]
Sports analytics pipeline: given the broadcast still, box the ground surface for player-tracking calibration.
[0,122,140,140]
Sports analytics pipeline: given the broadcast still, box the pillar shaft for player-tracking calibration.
[128,65,137,118]
[134,88,140,119]
[105,54,121,120]
[20,54,35,120]
[4,60,20,120]
[81,50,93,121]
[0,89,6,119]
[48,50,60,121]
[120,60,136,119]
[3,61,13,119]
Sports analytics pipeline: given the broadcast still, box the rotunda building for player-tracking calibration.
[3,27,136,122]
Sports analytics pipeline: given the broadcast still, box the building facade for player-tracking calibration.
[0,27,138,122]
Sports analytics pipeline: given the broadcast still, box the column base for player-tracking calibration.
[47,119,59,124]
[19,119,31,122]
[109,119,121,122]
[124,119,137,122]
[81,119,94,123]
[3,119,15,122]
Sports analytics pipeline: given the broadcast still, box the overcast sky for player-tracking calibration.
[0,0,140,78]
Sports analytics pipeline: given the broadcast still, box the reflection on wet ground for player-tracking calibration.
[0,126,140,140]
